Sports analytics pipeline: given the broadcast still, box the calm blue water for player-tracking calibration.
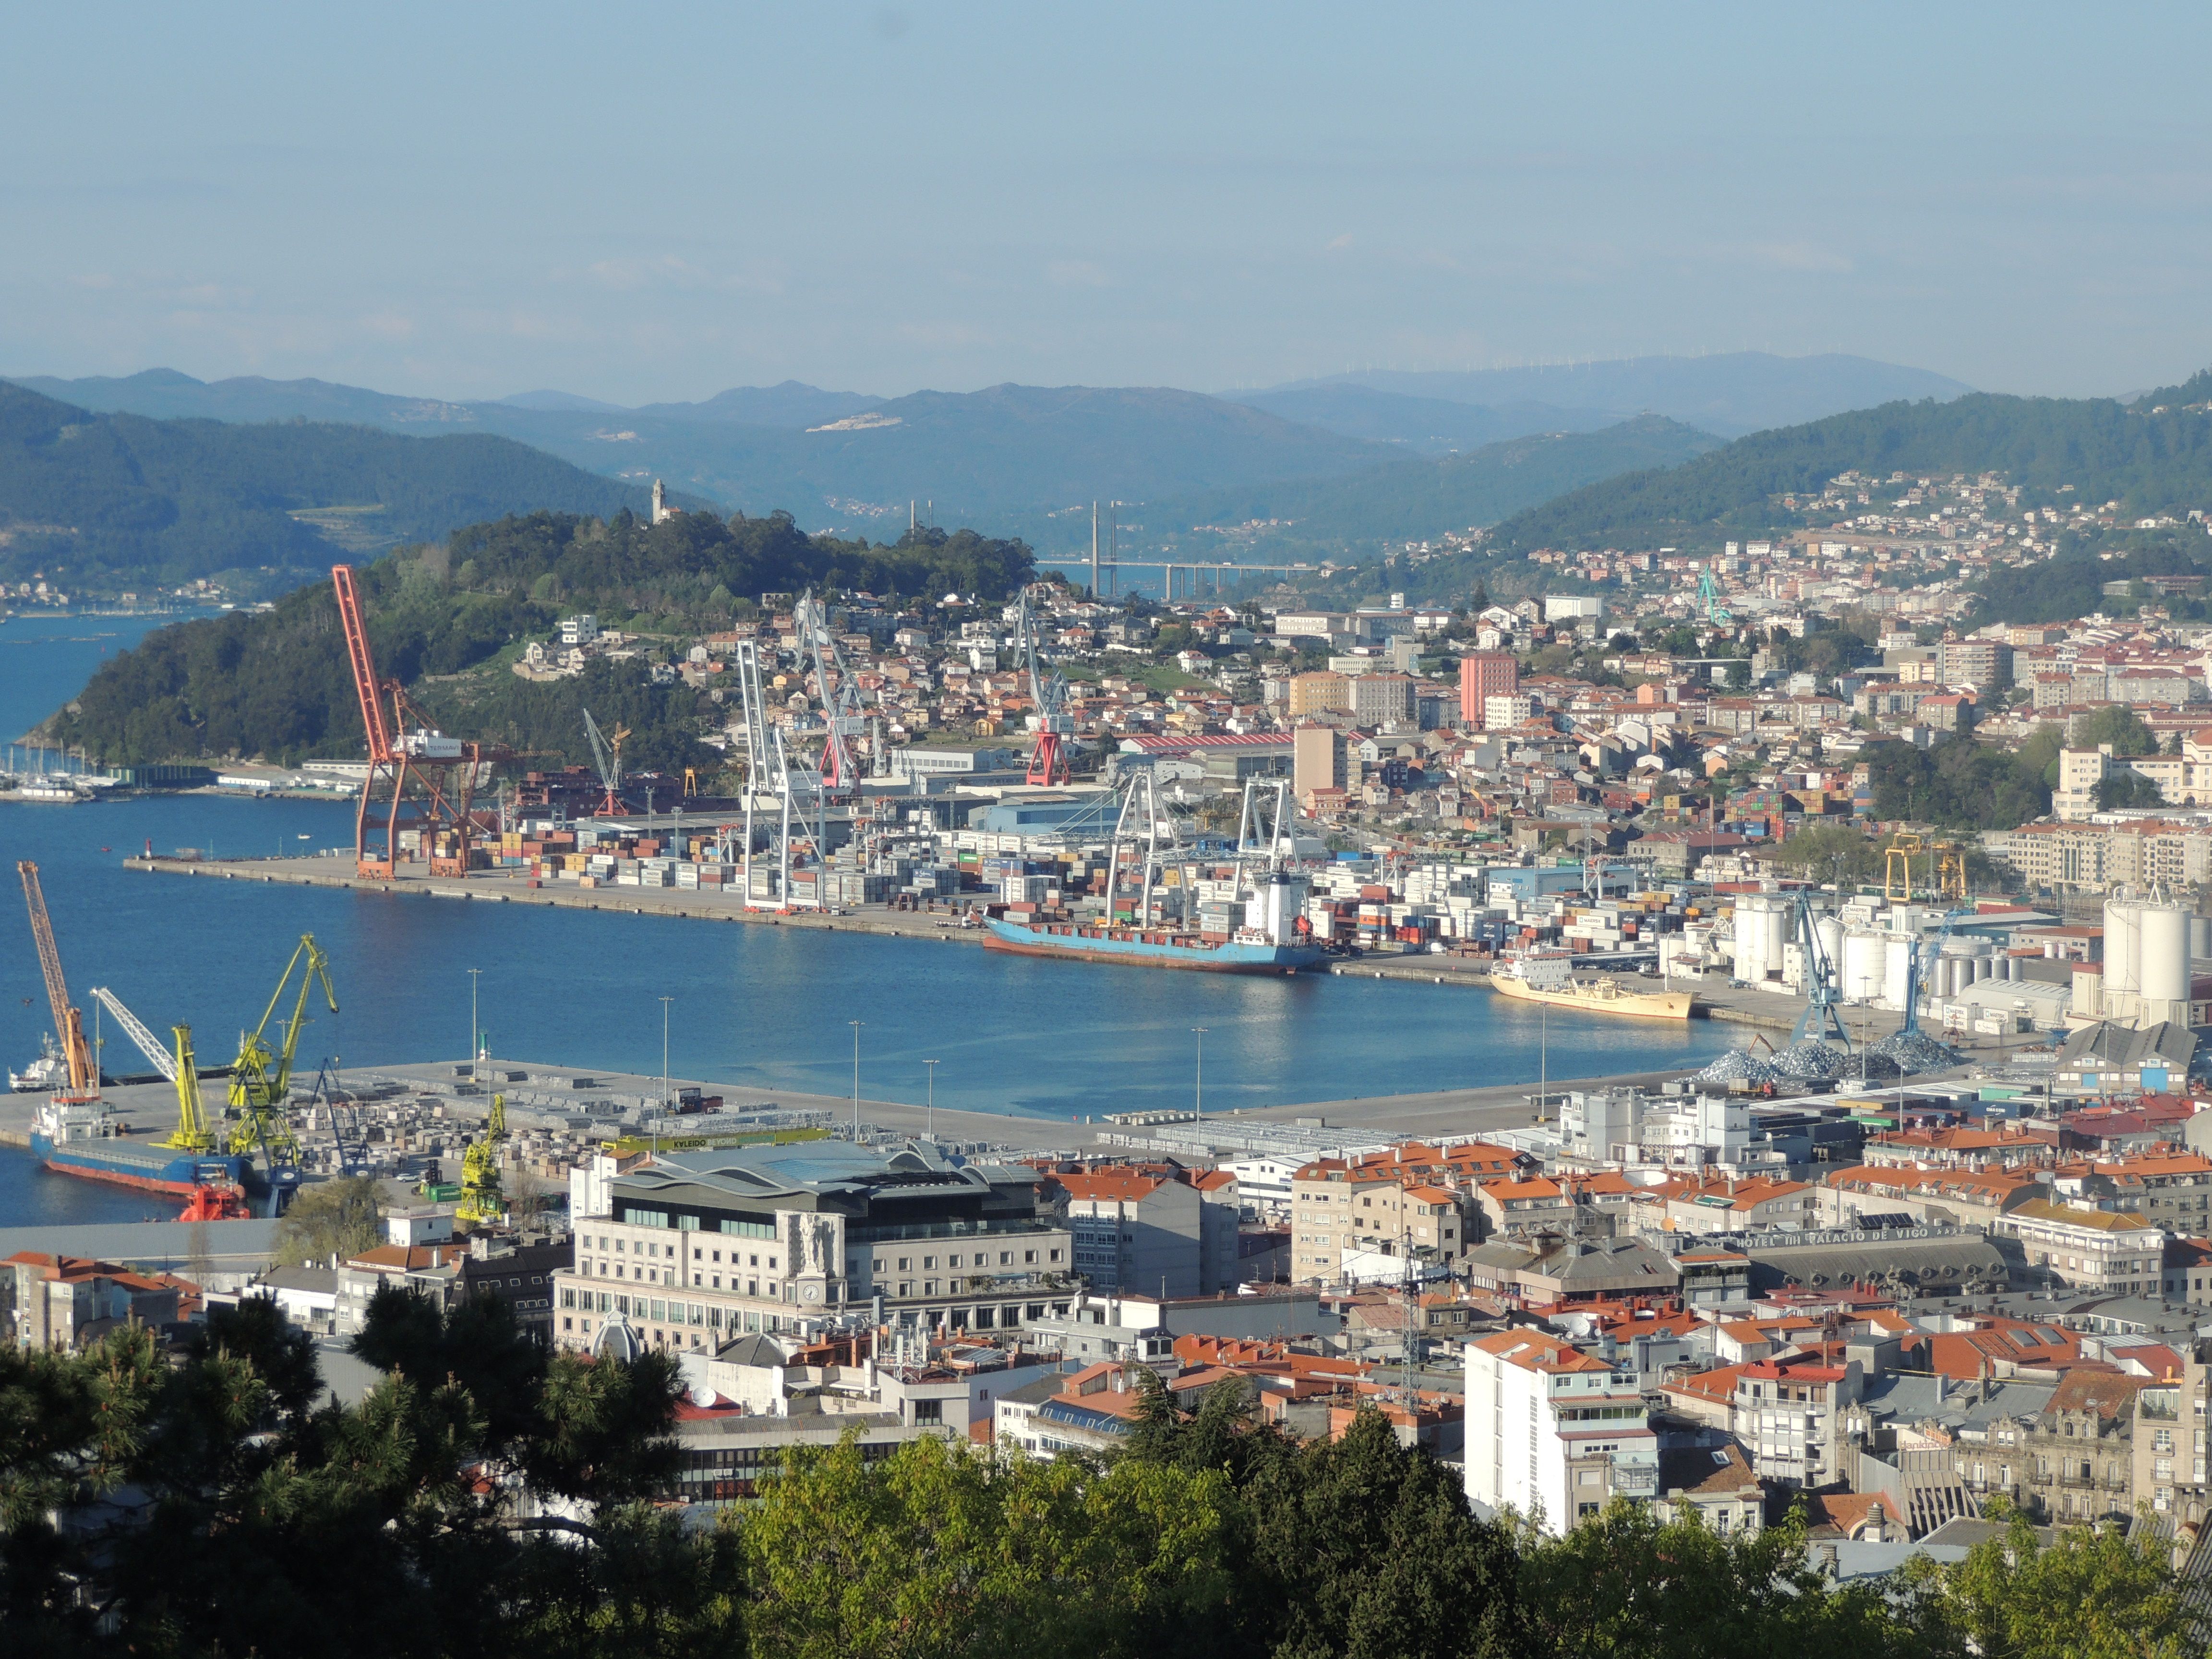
[0,609,1736,1226]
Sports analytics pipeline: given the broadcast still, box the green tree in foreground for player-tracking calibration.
[272,1173,385,1266]
[1893,1502,2192,1659]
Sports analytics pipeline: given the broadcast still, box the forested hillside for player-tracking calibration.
[50,508,1034,768]
[0,380,649,596]
[1475,372,2212,558]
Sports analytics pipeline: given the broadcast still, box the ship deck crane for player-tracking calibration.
[456,1092,507,1225]
[228,934,332,1165]
[17,861,94,1100]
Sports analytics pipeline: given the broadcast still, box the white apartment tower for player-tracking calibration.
[1465,1328,1657,1530]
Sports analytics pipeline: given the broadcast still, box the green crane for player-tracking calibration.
[227,934,336,1163]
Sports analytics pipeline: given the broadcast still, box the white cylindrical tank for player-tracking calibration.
[2105,901,2141,999]
[1882,934,1917,1010]
[2191,915,2212,961]
[1732,902,1767,980]
[1815,917,1844,987]
[1763,902,1788,981]
[1841,929,1883,1001]
[2141,904,2189,1005]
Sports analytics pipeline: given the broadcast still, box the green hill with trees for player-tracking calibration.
[0,379,652,598]
[48,507,1034,769]
[1469,369,2212,560]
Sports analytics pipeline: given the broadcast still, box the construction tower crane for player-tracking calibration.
[332,564,494,878]
[457,1092,508,1225]
[17,861,94,1099]
[581,707,630,816]
[227,934,332,1165]
[1015,588,1073,786]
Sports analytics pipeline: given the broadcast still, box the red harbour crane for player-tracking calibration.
[332,564,494,878]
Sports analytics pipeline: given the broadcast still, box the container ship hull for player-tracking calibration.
[31,1132,247,1197]
[1490,973,1692,1022]
[984,917,1325,974]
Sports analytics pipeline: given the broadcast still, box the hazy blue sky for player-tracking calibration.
[4,5,2207,404]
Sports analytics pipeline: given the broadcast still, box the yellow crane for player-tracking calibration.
[1884,832,1924,902]
[457,1092,507,1225]
[1933,839,1969,903]
[159,1024,216,1154]
[228,935,335,1163]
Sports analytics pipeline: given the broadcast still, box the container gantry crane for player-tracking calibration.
[227,933,332,1165]
[333,563,493,878]
[17,861,94,1100]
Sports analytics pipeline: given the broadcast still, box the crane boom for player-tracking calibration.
[230,934,337,1112]
[17,862,92,1095]
[88,987,179,1082]
[332,564,394,764]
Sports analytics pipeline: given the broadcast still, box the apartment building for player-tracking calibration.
[1051,1169,1201,1298]
[1996,1199,2165,1296]
[1459,652,1519,727]
[1349,671,1417,728]
[1290,1155,1475,1283]
[1732,1357,1863,1488]
[1465,1328,1657,1529]
[555,1142,1073,1354]
[2018,1368,2145,1524]
[1288,672,1353,716]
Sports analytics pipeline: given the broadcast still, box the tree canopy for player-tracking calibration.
[49,508,1035,768]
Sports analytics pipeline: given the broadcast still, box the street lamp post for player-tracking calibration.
[849,1020,864,1139]
[661,996,673,1110]
[923,1058,938,1141]
[1192,1027,1208,1122]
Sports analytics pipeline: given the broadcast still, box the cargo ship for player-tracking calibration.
[1490,959,1693,1022]
[30,1097,247,1197]
[984,914,1326,974]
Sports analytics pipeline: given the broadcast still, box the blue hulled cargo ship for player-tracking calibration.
[982,915,1325,973]
[31,1099,246,1197]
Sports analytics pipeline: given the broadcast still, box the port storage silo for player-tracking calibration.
[2104,900,2141,1002]
[1841,929,1882,1001]
[1881,934,1917,1010]
[2140,903,2190,1022]
[1815,916,1844,990]
[1733,898,1775,980]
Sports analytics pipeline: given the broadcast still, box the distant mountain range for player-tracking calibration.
[9,353,1970,539]
[1248,352,1976,441]
[0,381,649,595]
[1009,416,1724,573]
